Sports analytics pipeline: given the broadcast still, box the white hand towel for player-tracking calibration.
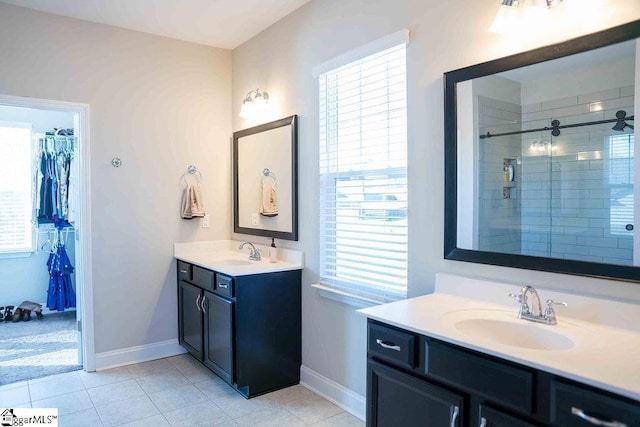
[181,185,192,219]
[190,182,206,218]
[181,182,205,219]
[259,181,278,217]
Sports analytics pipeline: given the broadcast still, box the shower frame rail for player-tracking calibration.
[479,114,634,140]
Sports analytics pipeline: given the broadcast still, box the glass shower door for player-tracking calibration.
[549,121,634,266]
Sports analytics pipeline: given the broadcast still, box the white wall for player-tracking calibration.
[0,3,232,355]
[231,0,640,403]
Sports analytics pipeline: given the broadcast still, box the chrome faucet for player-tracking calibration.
[239,242,261,261]
[509,286,567,325]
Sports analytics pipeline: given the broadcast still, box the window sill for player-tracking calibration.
[311,283,397,309]
[0,250,34,259]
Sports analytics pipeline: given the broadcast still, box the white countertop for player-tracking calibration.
[174,240,304,276]
[358,273,640,401]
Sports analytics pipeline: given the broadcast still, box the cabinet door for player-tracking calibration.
[178,281,203,360]
[367,359,464,427]
[479,404,537,427]
[203,291,233,385]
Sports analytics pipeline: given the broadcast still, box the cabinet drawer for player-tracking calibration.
[551,380,640,427]
[368,322,416,370]
[424,339,534,415]
[177,261,192,281]
[215,274,234,298]
[192,266,215,291]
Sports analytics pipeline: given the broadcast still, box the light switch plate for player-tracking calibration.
[251,213,259,226]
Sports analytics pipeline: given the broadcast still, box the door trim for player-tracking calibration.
[0,93,95,371]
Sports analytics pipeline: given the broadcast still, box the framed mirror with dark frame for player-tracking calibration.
[444,20,640,282]
[233,115,298,241]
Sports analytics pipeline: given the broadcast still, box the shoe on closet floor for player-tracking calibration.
[12,308,22,322]
[4,306,15,322]
[18,301,42,321]
[22,309,31,321]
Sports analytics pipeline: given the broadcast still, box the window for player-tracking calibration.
[608,134,634,236]
[318,34,408,302]
[0,122,34,253]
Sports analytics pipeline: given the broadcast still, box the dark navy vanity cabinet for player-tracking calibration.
[367,319,640,427]
[177,260,301,398]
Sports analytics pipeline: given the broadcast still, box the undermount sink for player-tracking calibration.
[440,309,595,351]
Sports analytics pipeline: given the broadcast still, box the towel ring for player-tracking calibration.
[261,168,278,189]
[182,165,202,186]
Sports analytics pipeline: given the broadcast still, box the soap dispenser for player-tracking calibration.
[269,238,278,263]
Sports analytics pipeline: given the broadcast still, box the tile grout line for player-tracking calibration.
[27,381,33,408]
[136,368,217,427]
[142,381,169,426]
[83,382,106,427]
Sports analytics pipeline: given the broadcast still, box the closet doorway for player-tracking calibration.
[0,94,93,385]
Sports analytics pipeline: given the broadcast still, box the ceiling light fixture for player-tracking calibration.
[239,88,269,118]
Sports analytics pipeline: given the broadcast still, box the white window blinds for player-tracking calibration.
[319,41,408,302]
[0,122,34,253]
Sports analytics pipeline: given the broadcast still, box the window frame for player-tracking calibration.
[316,31,409,303]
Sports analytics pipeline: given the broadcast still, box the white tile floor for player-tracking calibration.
[0,354,364,426]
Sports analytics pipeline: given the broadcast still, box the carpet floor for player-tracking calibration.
[0,310,81,386]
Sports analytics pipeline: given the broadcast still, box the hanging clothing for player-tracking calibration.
[35,131,75,227]
[46,230,76,312]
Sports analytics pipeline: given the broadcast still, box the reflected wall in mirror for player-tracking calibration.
[233,115,298,240]
[444,20,640,281]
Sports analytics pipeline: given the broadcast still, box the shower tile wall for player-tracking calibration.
[520,85,634,265]
[478,96,522,254]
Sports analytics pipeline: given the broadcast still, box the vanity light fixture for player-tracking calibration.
[239,88,270,118]
[528,140,558,153]
[490,0,563,33]
[489,0,521,33]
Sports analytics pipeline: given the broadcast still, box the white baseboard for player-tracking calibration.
[300,365,366,421]
[94,339,187,371]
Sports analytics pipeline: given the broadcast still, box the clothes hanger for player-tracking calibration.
[40,230,57,253]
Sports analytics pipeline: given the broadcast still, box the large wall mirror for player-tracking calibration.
[233,115,298,241]
[444,20,640,281]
